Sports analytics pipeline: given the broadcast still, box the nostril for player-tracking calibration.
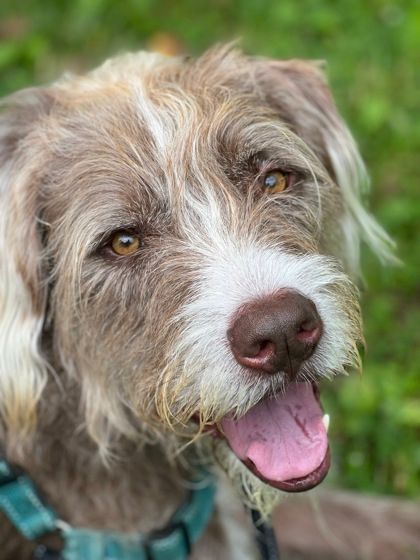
[296,322,322,345]
[250,339,275,361]
[234,339,277,371]
[255,339,269,353]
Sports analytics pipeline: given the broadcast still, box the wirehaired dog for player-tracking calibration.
[0,46,393,559]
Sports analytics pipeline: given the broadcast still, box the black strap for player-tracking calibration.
[251,509,280,560]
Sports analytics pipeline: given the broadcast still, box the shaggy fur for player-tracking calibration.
[0,46,394,559]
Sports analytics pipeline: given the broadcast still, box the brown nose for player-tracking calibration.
[227,290,322,378]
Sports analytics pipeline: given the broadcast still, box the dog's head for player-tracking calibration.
[0,46,393,511]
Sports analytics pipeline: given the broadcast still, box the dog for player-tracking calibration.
[0,45,394,559]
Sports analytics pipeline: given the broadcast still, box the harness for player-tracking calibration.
[0,454,280,559]
[0,456,216,560]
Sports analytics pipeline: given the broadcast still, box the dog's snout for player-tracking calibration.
[227,290,322,378]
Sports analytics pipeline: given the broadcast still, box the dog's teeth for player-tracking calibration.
[322,413,330,433]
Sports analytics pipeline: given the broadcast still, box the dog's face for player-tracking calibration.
[0,47,392,512]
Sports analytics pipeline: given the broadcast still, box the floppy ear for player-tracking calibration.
[0,88,53,441]
[253,59,395,274]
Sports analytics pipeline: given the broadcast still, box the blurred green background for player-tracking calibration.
[0,0,418,497]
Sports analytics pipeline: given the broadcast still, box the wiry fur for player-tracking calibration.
[0,46,393,558]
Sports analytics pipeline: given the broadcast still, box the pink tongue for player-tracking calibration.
[221,383,327,482]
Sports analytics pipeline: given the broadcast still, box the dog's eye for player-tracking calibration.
[261,170,289,194]
[110,232,141,256]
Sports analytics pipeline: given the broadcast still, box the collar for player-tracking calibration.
[0,455,216,560]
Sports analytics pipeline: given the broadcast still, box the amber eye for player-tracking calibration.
[110,232,141,256]
[262,170,288,194]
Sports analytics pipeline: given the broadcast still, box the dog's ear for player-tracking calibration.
[253,58,395,274]
[0,88,53,442]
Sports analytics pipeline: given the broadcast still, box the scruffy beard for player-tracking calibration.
[152,244,361,430]
[201,436,282,518]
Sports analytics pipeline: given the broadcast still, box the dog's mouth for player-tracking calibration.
[214,382,330,492]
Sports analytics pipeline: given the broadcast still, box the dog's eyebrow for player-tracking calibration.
[84,201,171,250]
[225,148,311,184]
[246,150,284,172]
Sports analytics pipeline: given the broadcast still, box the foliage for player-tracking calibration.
[0,0,418,496]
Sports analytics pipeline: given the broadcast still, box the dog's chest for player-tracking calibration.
[7,443,259,559]
[190,478,259,560]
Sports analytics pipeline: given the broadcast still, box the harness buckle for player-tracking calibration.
[32,544,63,560]
[143,519,191,560]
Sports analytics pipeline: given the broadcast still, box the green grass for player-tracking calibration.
[1,0,419,497]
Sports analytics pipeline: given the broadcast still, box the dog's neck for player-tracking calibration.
[2,375,190,534]
[0,374,257,560]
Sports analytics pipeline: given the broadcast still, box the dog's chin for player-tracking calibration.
[201,381,331,511]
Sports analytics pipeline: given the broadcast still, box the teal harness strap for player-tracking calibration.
[60,527,150,560]
[0,456,216,560]
[143,480,216,560]
[60,480,216,560]
[0,459,56,540]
